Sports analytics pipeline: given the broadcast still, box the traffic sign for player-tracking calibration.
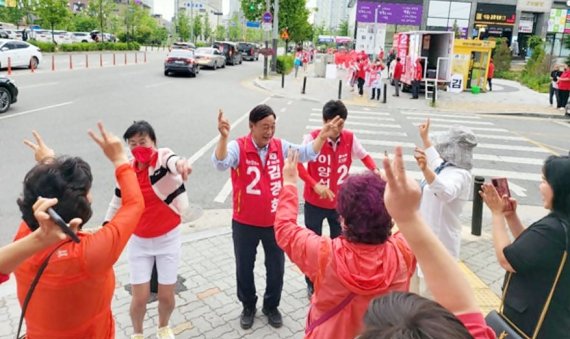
[259,48,275,56]
[246,21,260,28]
[262,22,272,31]
[263,11,272,23]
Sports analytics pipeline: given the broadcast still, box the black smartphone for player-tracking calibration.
[47,208,81,243]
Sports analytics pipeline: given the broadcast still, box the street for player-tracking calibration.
[1,52,569,245]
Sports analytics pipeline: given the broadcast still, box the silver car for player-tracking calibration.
[195,47,226,70]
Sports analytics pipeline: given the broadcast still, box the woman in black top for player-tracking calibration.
[480,155,570,338]
[550,64,563,108]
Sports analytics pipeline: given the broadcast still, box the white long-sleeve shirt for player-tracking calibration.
[419,146,472,259]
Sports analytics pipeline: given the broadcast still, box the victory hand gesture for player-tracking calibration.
[88,122,128,167]
[24,130,55,162]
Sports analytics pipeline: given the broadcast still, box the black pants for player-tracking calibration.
[232,220,284,309]
[550,84,559,106]
[412,80,420,98]
[559,90,570,109]
[357,77,365,95]
[394,79,400,96]
[487,78,493,91]
[371,87,381,100]
[304,202,341,288]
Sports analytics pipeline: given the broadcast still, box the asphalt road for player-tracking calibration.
[1,51,569,245]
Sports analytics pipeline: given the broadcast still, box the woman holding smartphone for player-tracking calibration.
[480,155,570,338]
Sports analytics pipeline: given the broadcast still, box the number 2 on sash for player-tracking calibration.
[246,166,261,195]
[337,165,348,186]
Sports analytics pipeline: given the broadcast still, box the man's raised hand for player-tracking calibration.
[218,109,230,138]
[88,122,128,167]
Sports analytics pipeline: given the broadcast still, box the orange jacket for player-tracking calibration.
[14,164,144,339]
[275,185,416,339]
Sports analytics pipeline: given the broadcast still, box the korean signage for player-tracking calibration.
[356,1,423,26]
[356,22,387,55]
[475,3,516,26]
[516,0,552,13]
[548,8,567,33]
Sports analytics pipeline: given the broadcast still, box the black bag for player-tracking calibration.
[485,219,568,339]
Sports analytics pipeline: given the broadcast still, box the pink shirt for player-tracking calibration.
[456,312,496,339]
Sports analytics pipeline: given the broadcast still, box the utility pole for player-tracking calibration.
[264,0,270,78]
[190,2,194,42]
[270,0,279,72]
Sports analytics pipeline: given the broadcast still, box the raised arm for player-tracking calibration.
[383,146,479,316]
[215,109,230,161]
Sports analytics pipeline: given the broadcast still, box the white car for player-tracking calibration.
[30,30,51,42]
[71,32,92,43]
[51,30,73,44]
[2,29,20,40]
[0,39,42,69]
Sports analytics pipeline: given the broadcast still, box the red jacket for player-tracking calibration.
[14,165,144,339]
[275,185,416,338]
[393,62,403,79]
[487,63,495,79]
[558,70,570,91]
[415,59,423,81]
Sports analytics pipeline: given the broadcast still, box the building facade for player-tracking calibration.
[315,0,350,32]
[348,0,568,57]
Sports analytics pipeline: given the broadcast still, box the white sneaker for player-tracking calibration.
[131,334,144,339]
[157,326,175,339]
[559,107,566,111]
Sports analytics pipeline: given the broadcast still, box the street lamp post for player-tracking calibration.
[373,6,380,61]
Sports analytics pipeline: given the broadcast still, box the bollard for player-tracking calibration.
[338,80,342,99]
[7,57,11,75]
[135,53,138,64]
[144,52,147,63]
[382,83,387,103]
[302,76,307,94]
[51,55,55,71]
[124,53,127,65]
[145,45,148,52]
[432,82,437,105]
[85,54,88,68]
[471,176,485,236]
[113,53,116,66]
[100,53,103,67]
[281,72,285,88]
[69,55,73,70]
[30,57,35,73]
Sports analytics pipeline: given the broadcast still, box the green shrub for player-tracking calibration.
[491,37,511,73]
[28,40,56,52]
[276,55,294,74]
[495,70,520,81]
[195,41,209,48]
[49,42,141,52]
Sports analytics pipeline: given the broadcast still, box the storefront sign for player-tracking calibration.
[474,3,516,26]
[356,22,387,55]
[448,73,464,93]
[517,0,552,13]
[518,19,534,33]
[356,1,423,26]
[548,8,567,33]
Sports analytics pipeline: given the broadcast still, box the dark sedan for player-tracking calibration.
[164,50,200,77]
[0,77,18,113]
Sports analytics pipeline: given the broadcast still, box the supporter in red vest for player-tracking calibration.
[411,58,423,99]
[212,105,343,330]
[557,65,570,114]
[356,57,368,96]
[297,100,382,297]
[393,57,403,97]
[487,58,495,91]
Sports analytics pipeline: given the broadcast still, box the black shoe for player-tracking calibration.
[262,307,283,328]
[307,284,314,299]
[392,94,399,97]
[370,97,375,100]
[240,306,256,329]
[410,97,418,99]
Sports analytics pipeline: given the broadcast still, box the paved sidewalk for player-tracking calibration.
[254,64,567,117]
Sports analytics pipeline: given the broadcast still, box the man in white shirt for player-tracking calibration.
[412,118,478,297]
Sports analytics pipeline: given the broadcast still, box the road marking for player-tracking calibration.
[509,131,560,156]
[477,143,549,153]
[401,111,481,120]
[367,152,544,166]
[309,113,395,122]
[311,108,391,116]
[306,125,407,137]
[0,101,73,121]
[358,139,546,154]
[411,122,508,132]
[213,179,233,203]
[508,181,527,197]
[188,96,271,165]
[308,119,401,129]
[406,116,495,126]
[359,139,416,148]
[145,81,170,88]
[363,107,370,111]
[19,82,59,89]
[287,100,292,105]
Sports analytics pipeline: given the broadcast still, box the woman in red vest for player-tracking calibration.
[275,151,415,338]
[212,105,343,330]
[297,100,381,297]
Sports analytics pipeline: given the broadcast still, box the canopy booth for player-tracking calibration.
[451,39,496,91]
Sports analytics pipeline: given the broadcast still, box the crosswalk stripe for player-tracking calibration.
[477,143,548,153]
[358,138,547,153]
[306,125,407,136]
[308,119,401,129]
[311,108,391,116]
[309,113,396,122]
[213,179,232,203]
[401,111,482,120]
[411,122,508,132]
[358,139,417,148]
[367,152,544,166]
[406,116,495,126]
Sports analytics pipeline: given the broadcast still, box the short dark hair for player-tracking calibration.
[337,172,392,245]
[360,292,472,339]
[18,157,93,231]
[249,104,276,123]
[123,120,157,143]
[396,57,401,61]
[543,155,570,218]
[322,100,348,121]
